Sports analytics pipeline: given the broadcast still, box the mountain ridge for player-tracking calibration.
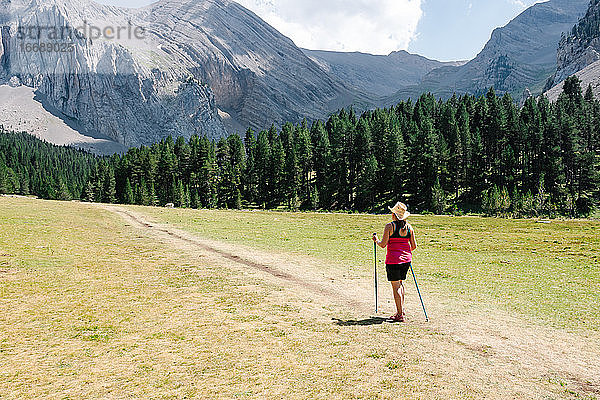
[545,0,600,99]
[302,48,465,97]
[0,0,365,150]
[384,0,589,104]
[133,0,362,130]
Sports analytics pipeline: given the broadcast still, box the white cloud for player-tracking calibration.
[508,0,527,7]
[506,0,546,9]
[234,0,423,55]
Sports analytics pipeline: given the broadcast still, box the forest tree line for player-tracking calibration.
[1,76,599,217]
[0,130,96,200]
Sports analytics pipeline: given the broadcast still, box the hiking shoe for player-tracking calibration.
[388,314,405,323]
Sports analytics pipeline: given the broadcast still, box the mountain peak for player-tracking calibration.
[0,0,359,150]
[385,0,589,103]
[303,48,460,97]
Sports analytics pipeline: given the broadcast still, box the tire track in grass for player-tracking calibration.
[106,205,366,310]
[102,204,600,398]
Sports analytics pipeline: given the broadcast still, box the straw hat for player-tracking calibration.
[389,202,410,220]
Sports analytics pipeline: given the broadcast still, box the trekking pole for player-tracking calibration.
[410,264,429,322]
[373,236,378,314]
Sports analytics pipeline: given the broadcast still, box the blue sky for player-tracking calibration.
[96,0,543,61]
[408,0,542,61]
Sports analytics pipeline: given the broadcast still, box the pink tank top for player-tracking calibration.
[386,223,412,264]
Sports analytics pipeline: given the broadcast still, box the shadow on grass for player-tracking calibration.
[332,317,388,326]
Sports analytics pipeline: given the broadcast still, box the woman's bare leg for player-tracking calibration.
[391,280,405,316]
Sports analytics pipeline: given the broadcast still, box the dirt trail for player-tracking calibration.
[106,205,365,310]
[103,205,600,397]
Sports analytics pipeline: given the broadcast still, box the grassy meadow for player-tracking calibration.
[134,206,600,332]
[0,196,598,399]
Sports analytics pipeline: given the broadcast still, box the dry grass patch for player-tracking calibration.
[0,197,597,399]
[133,206,600,332]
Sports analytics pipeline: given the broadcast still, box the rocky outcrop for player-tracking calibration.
[553,37,600,85]
[520,87,533,106]
[134,0,360,132]
[385,0,589,104]
[546,0,600,89]
[0,0,227,148]
[302,49,465,97]
[0,0,362,150]
[545,59,600,101]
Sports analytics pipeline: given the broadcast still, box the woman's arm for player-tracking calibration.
[373,223,393,248]
[409,225,417,251]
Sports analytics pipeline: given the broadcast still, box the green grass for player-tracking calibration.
[1,197,597,399]
[133,206,600,332]
[0,197,512,398]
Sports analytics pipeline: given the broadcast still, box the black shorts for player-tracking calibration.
[386,262,411,281]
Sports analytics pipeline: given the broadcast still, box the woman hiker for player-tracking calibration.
[372,202,417,322]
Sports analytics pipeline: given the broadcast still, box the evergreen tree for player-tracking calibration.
[456,101,472,205]
[440,102,462,199]
[157,139,177,205]
[216,137,234,209]
[311,121,331,209]
[197,137,217,209]
[243,128,258,204]
[431,177,446,215]
[137,178,150,206]
[354,117,375,210]
[227,134,246,209]
[124,178,134,204]
[174,180,185,208]
[255,130,271,208]
[269,137,286,208]
[295,121,313,209]
[406,119,438,211]
[326,110,353,209]
[56,176,72,201]
[149,181,158,206]
[84,181,95,203]
[102,166,116,204]
[585,84,594,102]
[382,116,405,203]
[357,155,378,212]
[281,123,300,209]
[183,184,191,209]
[190,188,199,209]
[562,76,585,114]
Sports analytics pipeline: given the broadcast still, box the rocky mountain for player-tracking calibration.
[2,0,591,153]
[0,82,127,154]
[545,0,600,99]
[303,49,465,97]
[385,0,589,104]
[0,0,228,148]
[545,58,600,101]
[0,0,361,150]
[137,0,362,133]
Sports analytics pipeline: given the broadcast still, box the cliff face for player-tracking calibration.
[548,0,600,87]
[0,0,227,148]
[0,0,360,150]
[135,0,359,133]
[385,0,589,104]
